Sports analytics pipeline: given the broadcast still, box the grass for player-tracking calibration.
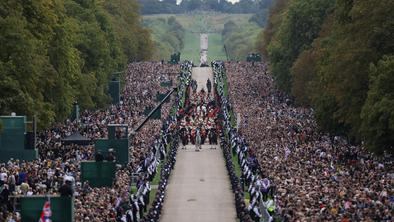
[181,32,227,63]
[181,31,200,62]
[151,163,162,185]
[207,33,227,61]
[143,13,253,32]
[130,187,158,212]
[232,152,242,178]
[143,12,255,62]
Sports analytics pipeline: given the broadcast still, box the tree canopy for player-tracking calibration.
[0,0,153,128]
[260,0,394,153]
[140,0,274,18]
[143,16,185,60]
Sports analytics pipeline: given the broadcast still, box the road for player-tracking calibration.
[191,67,213,95]
[160,67,236,222]
[160,145,237,222]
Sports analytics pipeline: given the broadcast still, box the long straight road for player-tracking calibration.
[191,67,214,95]
[160,67,236,222]
[160,145,237,222]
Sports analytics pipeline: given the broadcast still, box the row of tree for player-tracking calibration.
[222,20,260,60]
[140,0,273,17]
[258,0,394,153]
[143,17,185,60]
[0,0,154,128]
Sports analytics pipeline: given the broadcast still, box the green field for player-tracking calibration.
[143,12,255,62]
[181,32,227,63]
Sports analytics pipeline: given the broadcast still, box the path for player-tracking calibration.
[160,67,236,222]
[191,67,213,95]
[160,145,237,222]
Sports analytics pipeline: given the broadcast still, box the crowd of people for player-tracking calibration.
[212,61,254,222]
[140,61,192,222]
[1,58,392,222]
[0,61,181,221]
[224,61,393,221]
[214,61,277,222]
[178,79,219,150]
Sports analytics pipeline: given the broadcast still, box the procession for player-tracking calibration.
[1,1,393,221]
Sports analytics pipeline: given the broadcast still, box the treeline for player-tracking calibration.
[222,21,260,60]
[140,0,274,23]
[0,0,153,128]
[143,17,185,60]
[259,0,394,153]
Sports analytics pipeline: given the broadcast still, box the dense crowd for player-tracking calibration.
[0,62,180,221]
[179,81,219,150]
[225,61,393,221]
[212,61,254,222]
[2,59,392,221]
[140,61,192,222]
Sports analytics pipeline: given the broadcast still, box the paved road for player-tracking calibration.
[191,67,213,95]
[160,145,237,222]
[161,67,236,222]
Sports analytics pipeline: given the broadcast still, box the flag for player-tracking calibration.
[39,200,52,222]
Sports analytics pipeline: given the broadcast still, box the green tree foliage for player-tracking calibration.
[257,0,289,57]
[249,0,275,27]
[317,0,394,140]
[222,20,260,61]
[360,56,394,154]
[0,0,153,128]
[266,0,335,92]
[140,0,266,14]
[260,0,394,153]
[143,16,185,60]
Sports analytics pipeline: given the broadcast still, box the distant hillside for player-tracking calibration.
[143,12,261,62]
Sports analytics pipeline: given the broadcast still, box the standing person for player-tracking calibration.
[192,80,197,94]
[206,78,212,95]
[180,127,188,149]
[195,127,202,151]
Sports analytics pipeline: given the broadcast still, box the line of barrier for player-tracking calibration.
[213,60,278,222]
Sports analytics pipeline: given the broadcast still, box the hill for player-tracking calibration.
[143,12,260,62]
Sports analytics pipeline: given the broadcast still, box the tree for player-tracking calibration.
[261,0,394,153]
[259,0,289,57]
[266,0,335,93]
[316,0,394,140]
[0,0,153,129]
[360,56,394,154]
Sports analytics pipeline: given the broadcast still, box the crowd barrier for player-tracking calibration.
[212,61,277,222]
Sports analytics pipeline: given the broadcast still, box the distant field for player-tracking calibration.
[143,13,253,32]
[181,32,227,63]
[143,12,254,62]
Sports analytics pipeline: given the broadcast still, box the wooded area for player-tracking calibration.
[259,0,394,153]
[0,0,154,128]
[222,20,260,61]
[143,16,185,60]
[140,0,274,27]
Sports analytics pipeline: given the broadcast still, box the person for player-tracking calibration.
[249,201,262,222]
[180,127,188,149]
[208,129,217,149]
[106,149,116,162]
[0,183,10,212]
[95,151,104,162]
[59,180,73,197]
[192,80,197,93]
[206,78,212,95]
[195,127,202,151]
